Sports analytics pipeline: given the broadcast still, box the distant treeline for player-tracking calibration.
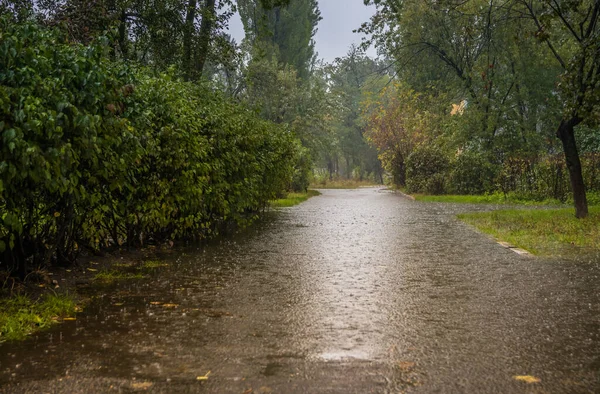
[0,20,307,276]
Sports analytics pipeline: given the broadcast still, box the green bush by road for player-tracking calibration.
[0,19,306,276]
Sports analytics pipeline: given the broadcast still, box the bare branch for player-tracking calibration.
[583,1,600,39]
[548,0,582,42]
[523,0,566,69]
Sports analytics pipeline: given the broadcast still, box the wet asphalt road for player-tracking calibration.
[1,187,599,393]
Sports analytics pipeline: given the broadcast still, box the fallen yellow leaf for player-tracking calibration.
[63,317,77,321]
[150,301,163,305]
[196,371,211,381]
[131,381,153,390]
[114,303,124,306]
[162,303,179,308]
[514,375,541,384]
[397,361,416,371]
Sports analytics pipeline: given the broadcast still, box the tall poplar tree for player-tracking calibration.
[237,0,321,80]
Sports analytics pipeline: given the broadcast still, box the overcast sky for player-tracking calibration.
[227,0,378,63]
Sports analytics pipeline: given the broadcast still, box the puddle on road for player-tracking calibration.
[317,351,371,361]
[1,188,599,393]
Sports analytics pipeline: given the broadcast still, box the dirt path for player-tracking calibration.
[1,188,599,393]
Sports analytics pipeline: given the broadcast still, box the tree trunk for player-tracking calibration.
[118,9,128,59]
[345,156,351,179]
[196,0,216,78]
[557,117,588,218]
[16,235,26,280]
[395,153,406,186]
[183,0,198,81]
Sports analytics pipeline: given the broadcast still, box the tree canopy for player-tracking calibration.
[238,0,321,80]
[361,0,600,217]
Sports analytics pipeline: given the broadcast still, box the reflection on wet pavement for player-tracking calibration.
[1,187,599,393]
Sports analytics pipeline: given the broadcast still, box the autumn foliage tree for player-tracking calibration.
[363,83,440,186]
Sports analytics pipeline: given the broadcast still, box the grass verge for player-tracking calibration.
[271,190,321,208]
[410,191,600,206]
[0,293,77,342]
[413,193,563,205]
[458,206,600,256]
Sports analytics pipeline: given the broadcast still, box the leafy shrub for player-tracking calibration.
[406,145,450,194]
[0,19,302,275]
[496,156,570,202]
[530,155,571,202]
[378,149,406,186]
[290,144,312,192]
[585,191,600,206]
[449,151,498,195]
[581,153,600,192]
[0,20,137,273]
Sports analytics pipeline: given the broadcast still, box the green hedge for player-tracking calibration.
[396,139,599,199]
[406,145,450,194]
[0,20,301,275]
[449,151,498,195]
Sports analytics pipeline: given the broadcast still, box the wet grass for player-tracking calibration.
[413,193,563,205]
[458,206,600,256]
[0,293,77,342]
[94,259,170,282]
[310,179,381,189]
[113,262,134,268]
[141,260,169,269]
[93,270,146,283]
[271,190,321,207]
[412,191,600,206]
